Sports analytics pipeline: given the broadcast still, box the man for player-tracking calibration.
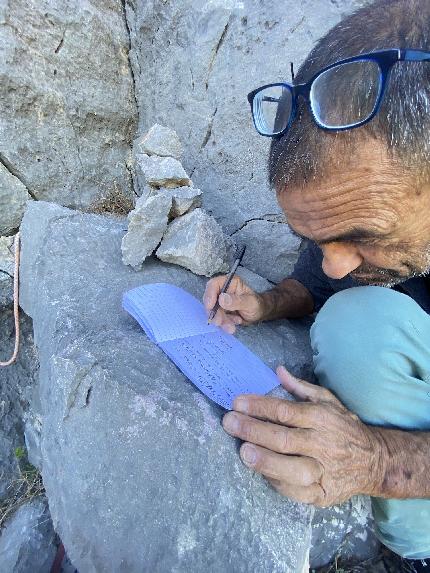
[204,0,430,570]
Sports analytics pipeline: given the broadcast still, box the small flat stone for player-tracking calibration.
[135,154,191,189]
[134,124,183,159]
[156,208,232,277]
[121,193,172,269]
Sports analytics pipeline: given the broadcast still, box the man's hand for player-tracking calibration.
[222,366,385,507]
[203,275,264,333]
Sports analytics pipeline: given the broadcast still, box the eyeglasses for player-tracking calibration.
[247,48,430,137]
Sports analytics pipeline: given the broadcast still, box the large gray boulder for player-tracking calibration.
[0,496,56,573]
[0,0,137,209]
[125,0,364,236]
[19,201,315,573]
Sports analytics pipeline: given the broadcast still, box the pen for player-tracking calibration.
[207,245,246,324]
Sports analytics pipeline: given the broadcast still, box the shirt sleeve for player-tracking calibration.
[288,240,336,312]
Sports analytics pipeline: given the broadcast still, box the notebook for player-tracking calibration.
[122,283,280,409]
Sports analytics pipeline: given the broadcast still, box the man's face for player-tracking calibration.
[277,140,430,287]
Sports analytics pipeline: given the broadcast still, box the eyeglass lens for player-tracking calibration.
[310,59,382,128]
[253,85,293,135]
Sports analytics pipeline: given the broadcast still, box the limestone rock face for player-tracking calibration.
[135,154,192,189]
[0,165,31,235]
[121,193,172,269]
[135,124,183,159]
[156,208,232,277]
[125,0,363,236]
[0,0,137,208]
[0,497,56,573]
[19,201,314,573]
[233,220,302,283]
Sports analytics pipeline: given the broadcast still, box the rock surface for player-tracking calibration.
[0,496,56,573]
[0,0,137,209]
[310,496,380,568]
[135,124,183,159]
[0,165,31,235]
[0,235,15,309]
[121,193,172,269]
[0,307,39,500]
[19,201,315,573]
[125,0,364,236]
[233,219,302,283]
[156,208,232,277]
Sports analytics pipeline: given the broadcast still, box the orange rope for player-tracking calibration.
[0,232,20,366]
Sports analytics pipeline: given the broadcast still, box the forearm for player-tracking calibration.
[369,427,430,499]
[257,278,314,321]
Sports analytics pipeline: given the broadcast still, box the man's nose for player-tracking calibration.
[321,243,363,279]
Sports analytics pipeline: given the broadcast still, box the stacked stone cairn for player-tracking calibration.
[121,124,234,277]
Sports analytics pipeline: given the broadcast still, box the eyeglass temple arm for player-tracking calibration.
[402,49,430,62]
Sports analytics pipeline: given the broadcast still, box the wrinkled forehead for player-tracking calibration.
[276,151,410,241]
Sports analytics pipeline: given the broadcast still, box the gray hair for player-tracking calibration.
[269,0,430,191]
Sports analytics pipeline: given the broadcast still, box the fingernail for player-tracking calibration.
[223,413,240,433]
[220,293,232,306]
[277,365,287,374]
[234,397,248,414]
[241,444,257,465]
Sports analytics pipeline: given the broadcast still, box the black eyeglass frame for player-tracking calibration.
[247,48,430,137]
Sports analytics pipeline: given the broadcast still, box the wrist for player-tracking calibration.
[363,426,390,497]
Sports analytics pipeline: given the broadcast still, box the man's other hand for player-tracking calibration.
[222,366,384,507]
[203,275,264,333]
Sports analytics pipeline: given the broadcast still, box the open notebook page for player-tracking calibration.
[122,283,219,342]
[122,283,280,409]
[160,330,280,409]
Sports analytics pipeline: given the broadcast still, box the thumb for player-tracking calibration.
[219,291,253,311]
[276,365,343,406]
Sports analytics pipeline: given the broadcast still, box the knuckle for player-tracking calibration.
[279,429,291,453]
[275,402,291,425]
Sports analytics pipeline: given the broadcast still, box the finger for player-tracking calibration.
[239,443,322,486]
[222,412,315,456]
[230,314,243,325]
[265,477,324,505]
[203,276,227,310]
[233,394,320,429]
[276,365,344,407]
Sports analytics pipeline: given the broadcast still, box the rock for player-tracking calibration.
[139,185,202,219]
[0,307,39,500]
[0,496,56,573]
[0,0,137,208]
[155,186,203,218]
[0,235,16,309]
[135,124,183,159]
[156,208,232,277]
[135,154,192,189]
[310,496,380,569]
[0,165,31,235]
[236,265,273,293]
[19,200,314,573]
[121,193,172,269]
[233,220,302,283]
[125,0,363,235]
